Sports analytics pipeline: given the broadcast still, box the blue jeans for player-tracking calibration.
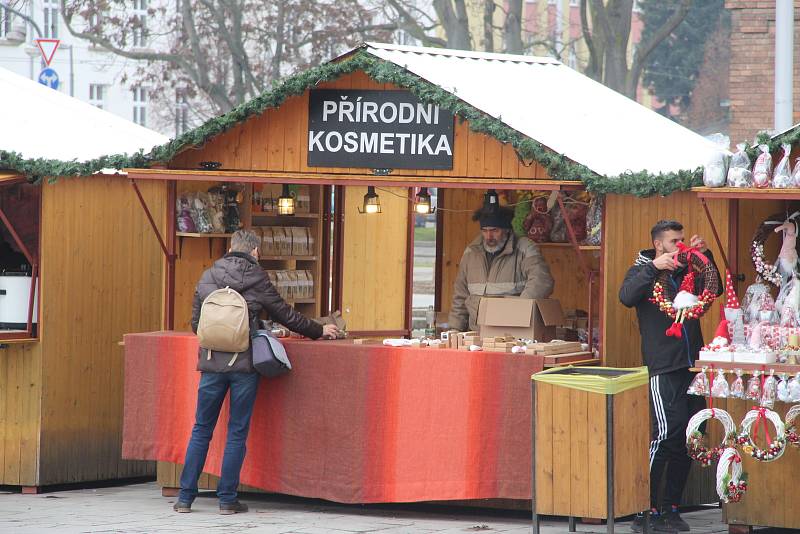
[178,371,260,504]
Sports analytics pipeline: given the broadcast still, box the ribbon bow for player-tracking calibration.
[675,241,709,268]
[751,406,772,445]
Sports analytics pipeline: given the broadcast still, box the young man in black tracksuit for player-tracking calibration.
[619,221,722,533]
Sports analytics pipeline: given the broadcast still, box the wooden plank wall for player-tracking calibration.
[341,186,409,332]
[36,177,165,485]
[603,193,729,368]
[169,71,551,181]
[0,342,41,486]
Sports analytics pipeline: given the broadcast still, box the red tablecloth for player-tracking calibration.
[122,332,543,503]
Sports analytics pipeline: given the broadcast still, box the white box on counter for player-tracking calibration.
[732,351,777,364]
[697,351,733,363]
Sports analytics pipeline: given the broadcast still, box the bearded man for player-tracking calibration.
[448,204,554,332]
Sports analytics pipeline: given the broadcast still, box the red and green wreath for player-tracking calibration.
[650,243,720,338]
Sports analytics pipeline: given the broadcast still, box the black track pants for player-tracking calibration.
[648,368,705,510]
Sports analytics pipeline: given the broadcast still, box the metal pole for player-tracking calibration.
[606,394,614,534]
[531,378,539,534]
[69,45,74,97]
[775,0,794,132]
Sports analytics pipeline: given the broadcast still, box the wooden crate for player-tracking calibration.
[534,381,649,520]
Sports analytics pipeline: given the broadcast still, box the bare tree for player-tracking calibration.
[60,0,393,131]
[580,0,692,98]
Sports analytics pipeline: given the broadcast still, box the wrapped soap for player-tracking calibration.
[688,367,710,396]
[745,371,762,401]
[727,143,753,187]
[712,369,731,398]
[704,150,729,188]
[753,144,773,188]
[761,370,777,408]
[730,369,746,399]
[778,373,792,403]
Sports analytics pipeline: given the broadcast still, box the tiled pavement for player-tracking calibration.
[0,482,791,533]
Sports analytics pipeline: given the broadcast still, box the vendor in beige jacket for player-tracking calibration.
[448,205,554,332]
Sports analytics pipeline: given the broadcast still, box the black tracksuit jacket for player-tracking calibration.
[619,249,722,376]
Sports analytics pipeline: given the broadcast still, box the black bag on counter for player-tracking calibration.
[251,330,292,378]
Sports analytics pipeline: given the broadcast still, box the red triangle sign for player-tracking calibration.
[35,39,60,67]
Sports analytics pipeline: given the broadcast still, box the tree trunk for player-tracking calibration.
[433,0,472,50]
[483,0,494,52]
[503,0,524,54]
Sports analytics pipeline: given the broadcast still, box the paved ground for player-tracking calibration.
[0,481,783,534]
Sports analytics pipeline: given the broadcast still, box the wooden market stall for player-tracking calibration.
[0,67,168,490]
[117,43,729,510]
[690,178,800,533]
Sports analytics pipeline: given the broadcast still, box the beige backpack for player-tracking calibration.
[197,286,250,366]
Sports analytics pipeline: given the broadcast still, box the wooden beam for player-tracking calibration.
[125,168,584,191]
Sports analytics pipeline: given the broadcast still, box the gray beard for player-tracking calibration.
[483,242,503,254]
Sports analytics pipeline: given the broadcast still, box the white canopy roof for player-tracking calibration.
[0,66,167,162]
[359,42,725,177]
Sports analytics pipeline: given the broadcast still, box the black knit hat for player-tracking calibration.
[473,206,513,229]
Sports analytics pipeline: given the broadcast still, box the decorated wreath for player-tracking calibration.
[685,408,737,466]
[651,243,720,338]
[751,212,800,287]
[736,407,787,462]
[785,404,800,447]
[716,447,748,504]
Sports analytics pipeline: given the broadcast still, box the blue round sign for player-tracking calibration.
[38,68,59,90]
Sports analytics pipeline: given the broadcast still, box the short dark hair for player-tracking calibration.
[651,220,683,241]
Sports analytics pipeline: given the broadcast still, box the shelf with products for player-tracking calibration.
[260,255,318,261]
[535,242,601,251]
[249,183,325,318]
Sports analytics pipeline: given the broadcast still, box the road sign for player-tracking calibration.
[34,39,60,67]
[38,68,59,90]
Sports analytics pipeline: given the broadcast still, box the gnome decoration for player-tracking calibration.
[666,271,699,338]
[722,269,747,345]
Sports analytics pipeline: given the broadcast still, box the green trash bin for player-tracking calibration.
[531,366,650,534]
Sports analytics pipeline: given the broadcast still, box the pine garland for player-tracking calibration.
[0,48,704,196]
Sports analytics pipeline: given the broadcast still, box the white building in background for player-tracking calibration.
[0,0,182,137]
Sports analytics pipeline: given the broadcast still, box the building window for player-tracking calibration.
[132,87,147,126]
[43,0,58,38]
[89,84,106,109]
[132,0,148,48]
[570,0,579,6]
[175,91,189,135]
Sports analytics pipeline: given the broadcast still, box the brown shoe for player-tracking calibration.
[173,501,192,513]
[219,500,248,515]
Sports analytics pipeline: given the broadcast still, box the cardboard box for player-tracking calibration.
[477,297,563,342]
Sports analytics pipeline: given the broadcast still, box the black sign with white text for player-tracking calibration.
[307,89,454,170]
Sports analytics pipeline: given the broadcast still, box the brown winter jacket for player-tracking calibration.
[448,233,554,332]
[191,251,323,373]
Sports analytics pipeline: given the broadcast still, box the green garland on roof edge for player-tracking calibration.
[1,50,702,197]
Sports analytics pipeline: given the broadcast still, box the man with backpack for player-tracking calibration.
[173,229,338,515]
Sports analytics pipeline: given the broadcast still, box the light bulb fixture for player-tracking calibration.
[483,189,499,209]
[277,183,296,216]
[359,186,382,214]
[414,187,435,214]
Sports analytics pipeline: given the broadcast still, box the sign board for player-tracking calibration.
[307,89,454,170]
[38,68,59,90]
[34,39,60,67]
